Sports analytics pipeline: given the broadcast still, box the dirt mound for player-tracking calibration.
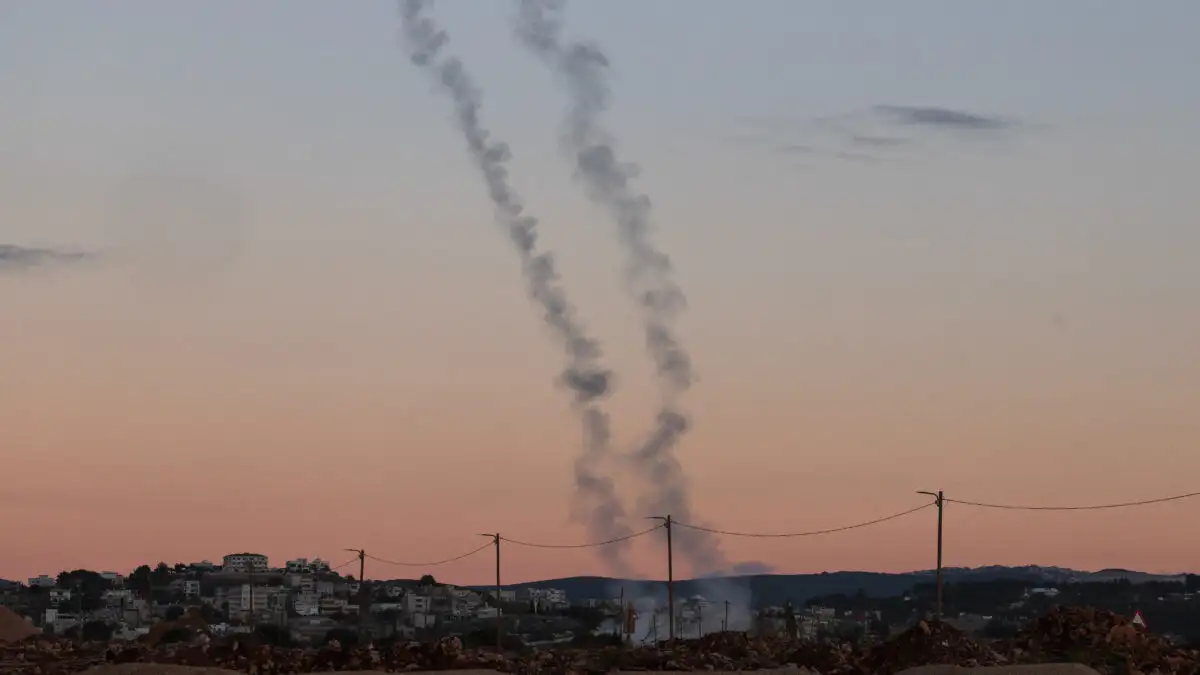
[863,620,1001,672]
[5,606,1200,674]
[1005,606,1200,675]
[141,610,210,648]
[0,607,39,643]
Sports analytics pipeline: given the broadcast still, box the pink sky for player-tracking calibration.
[4,269,1198,583]
[4,1,1199,586]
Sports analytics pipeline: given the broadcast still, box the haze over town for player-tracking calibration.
[3,0,1198,585]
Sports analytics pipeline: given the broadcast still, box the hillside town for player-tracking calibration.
[3,556,1200,651]
[1,553,587,646]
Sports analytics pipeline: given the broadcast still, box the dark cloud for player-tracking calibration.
[872,105,1011,131]
[0,244,90,272]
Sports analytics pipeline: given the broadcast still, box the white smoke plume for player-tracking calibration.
[512,0,730,575]
[398,0,636,572]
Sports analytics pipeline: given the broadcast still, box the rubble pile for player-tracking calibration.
[1,607,1199,674]
[142,610,212,648]
[861,620,1001,673]
[1007,606,1200,675]
[0,638,106,674]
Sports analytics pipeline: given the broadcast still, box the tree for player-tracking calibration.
[151,563,173,587]
[254,624,292,647]
[165,606,185,621]
[56,570,110,611]
[129,566,153,596]
[81,620,114,642]
[197,604,220,624]
[324,627,358,647]
[419,575,438,587]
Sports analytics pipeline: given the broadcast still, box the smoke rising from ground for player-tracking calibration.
[398,0,635,572]
[513,0,729,575]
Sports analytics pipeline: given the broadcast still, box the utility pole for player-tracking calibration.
[479,533,502,651]
[917,491,945,620]
[249,568,256,629]
[618,587,625,640]
[648,515,674,641]
[344,548,367,642]
[724,600,730,632]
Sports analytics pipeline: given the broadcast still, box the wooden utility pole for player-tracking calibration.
[479,533,502,651]
[723,600,730,632]
[617,587,625,639]
[344,548,367,641]
[648,515,674,641]
[248,568,256,629]
[917,491,945,620]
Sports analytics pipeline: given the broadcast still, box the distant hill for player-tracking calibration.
[458,566,1189,608]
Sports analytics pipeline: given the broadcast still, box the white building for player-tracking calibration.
[405,594,431,613]
[222,553,269,573]
[183,580,201,597]
[28,575,56,588]
[227,584,284,617]
[49,589,73,603]
[103,589,134,605]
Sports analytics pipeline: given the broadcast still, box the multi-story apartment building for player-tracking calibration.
[222,553,269,573]
[222,584,284,618]
[284,557,333,574]
[404,594,431,614]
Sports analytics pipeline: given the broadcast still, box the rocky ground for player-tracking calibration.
[1,607,1196,675]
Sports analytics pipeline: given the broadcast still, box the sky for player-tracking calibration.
[2,0,1199,585]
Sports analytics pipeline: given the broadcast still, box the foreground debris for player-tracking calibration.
[1,607,1197,675]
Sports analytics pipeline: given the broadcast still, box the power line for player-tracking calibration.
[944,491,1200,511]
[500,524,664,549]
[329,556,360,572]
[672,502,936,538]
[365,542,494,567]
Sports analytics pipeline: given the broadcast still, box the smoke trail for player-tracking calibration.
[398,0,635,572]
[513,0,728,575]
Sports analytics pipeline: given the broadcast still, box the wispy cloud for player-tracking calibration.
[730,104,1027,166]
[849,134,909,148]
[0,244,92,273]
[872,105,1012,131]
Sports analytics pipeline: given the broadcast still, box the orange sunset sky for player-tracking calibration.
[3,1,1198,583]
